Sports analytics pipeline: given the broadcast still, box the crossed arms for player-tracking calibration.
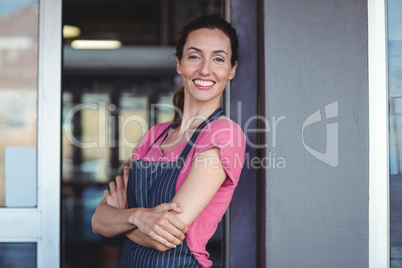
[91,147,226,251]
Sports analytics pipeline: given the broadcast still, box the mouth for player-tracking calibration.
[193,79,216,89]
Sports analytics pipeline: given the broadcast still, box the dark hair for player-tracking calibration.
[173,15,239,122]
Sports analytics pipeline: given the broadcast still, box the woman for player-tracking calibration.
[92,15,246,268]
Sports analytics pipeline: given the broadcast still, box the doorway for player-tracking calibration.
[61,1,226,267]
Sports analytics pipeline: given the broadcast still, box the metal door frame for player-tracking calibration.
[368,0,390,267]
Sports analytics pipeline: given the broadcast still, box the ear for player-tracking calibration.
[176,57,183,75]
[228,61,238,80]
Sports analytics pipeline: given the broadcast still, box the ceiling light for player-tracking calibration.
[63,25,81,38]
[71,40,122,50]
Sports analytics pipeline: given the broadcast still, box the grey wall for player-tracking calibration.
[264,0,369,267]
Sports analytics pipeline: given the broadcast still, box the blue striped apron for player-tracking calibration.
[120,107,223,268]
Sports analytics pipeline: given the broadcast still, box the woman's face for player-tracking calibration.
[177,28,237,106]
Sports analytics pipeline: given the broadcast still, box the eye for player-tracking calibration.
[214,57,224,62]
[188,55,199,60]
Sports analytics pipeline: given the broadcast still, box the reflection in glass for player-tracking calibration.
[0,243,36,268]
[388,0,402,266]
[0,1,38,207]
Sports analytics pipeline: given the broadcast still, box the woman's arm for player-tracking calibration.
[91,198,138,238]
[93,167,188,248]
[92,197,187,247]
[171,147,227,226]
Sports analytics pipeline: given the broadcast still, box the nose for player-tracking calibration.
[199,59,211,76]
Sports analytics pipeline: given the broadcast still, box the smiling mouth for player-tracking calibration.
[193,79,215,87]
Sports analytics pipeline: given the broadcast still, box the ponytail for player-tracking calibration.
[173,87,184,122]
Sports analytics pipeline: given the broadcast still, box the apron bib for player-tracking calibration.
[120,107,223,268]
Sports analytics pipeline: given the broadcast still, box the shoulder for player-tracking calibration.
[208,117,243,132]
[193,118,246,186]
[196,118,246,150]
[199,118,246,146]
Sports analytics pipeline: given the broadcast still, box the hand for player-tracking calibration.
[131,202,188,248]
[104,166,129,209]
[125,228,171,252]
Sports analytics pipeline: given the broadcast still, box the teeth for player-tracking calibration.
[194,80,214,87]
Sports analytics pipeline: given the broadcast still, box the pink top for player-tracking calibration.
[132,118,246,268]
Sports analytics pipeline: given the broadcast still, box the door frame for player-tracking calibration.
[368,0,390,267]
[228,0,266,267]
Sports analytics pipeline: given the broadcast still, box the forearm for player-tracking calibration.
[91,199,139,238]
[100,167,185,248]
[125,228,147,246]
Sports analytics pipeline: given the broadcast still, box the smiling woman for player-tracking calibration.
[172,15,239,123]
[91,15,246,268]
[177,28,237,106]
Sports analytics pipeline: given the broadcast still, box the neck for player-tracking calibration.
[177,96,221,134]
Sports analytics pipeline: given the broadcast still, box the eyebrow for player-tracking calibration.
[186,46,228,56]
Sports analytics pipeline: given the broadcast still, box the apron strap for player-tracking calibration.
[144,107,223,161]
[144,120,182,156]
[176,107,223,165]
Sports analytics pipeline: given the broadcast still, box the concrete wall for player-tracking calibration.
[263,0,369,267]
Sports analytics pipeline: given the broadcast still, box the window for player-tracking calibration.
[388,0,402,266]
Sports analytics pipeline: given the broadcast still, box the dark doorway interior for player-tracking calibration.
[61,1,224,267]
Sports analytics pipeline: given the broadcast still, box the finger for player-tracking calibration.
[164,202,183,214]
[105,195,113,206]
[155,205,185,231]
[157,210,186,232]
[115,175,123,189]
[182,224,188,234]
[166,213,187,232]
[150,230,177,248]
[109,181,117,193]
[123,166,129,187]
[170,202,183,214]
[155,211,186,240]
[154,227,182,246]
[104,189,110,198]
[153,242,171,252]
[160,222,186,241]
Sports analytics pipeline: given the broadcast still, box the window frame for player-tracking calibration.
[368,0,390,267]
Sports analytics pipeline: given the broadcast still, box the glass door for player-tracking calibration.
[0,0,62,267]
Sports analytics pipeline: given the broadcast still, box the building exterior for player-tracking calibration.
[0,0,391,267]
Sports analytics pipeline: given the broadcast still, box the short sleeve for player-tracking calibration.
[192,119,246,186]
